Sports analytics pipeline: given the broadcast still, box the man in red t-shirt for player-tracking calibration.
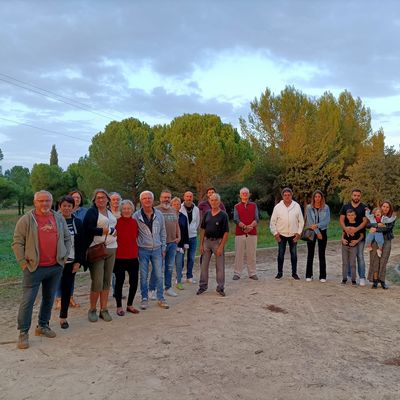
[12,190,71,350]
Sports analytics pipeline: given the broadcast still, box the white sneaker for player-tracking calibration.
[149,290,157,300]
[306,278,312,282]
[377,249,382,258]
[320,279,326,283]
[359,278,366,287]
[166,288,178,297]
[187,278,197,284]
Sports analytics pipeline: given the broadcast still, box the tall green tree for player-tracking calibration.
[50,144,59,166]
[5,166,32,214]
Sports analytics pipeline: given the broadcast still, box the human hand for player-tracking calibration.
[274,233,281,242]
[72,263,80,273]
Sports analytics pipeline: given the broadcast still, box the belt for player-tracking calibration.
[206,237,221,241]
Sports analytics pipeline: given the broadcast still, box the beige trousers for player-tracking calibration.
[234,234,257,277]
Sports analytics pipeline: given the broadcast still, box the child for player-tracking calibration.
[365,207,396,257]
[341,209,364,285]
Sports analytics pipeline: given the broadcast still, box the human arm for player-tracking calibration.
[216,232,229,257]
[11,216,30,270]
[349,232,364,247]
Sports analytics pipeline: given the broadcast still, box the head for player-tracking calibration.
[381,200,393,217]
[206,187,216,199]
[372,207,382,219]
[159,189,172,208]
[351,189,362,204]
[92,189,110,210]
[140,190,154,209]
[34,190,53,215]
[346,209,356,222]
[69,190,84,209]
[311,190,325,208]
[281,187,293,205]
[183,191,193,206]
[58,195,75,219]
[171,197,181,212]
[109,192,122,211]
[210,193,221,210]
[239,187,250,203]
[121,199,135,218]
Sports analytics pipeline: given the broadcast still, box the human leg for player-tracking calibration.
[233,235,245,277]
[113,259,125,308]
[164,242,177,290]
[317,230,328,280]
[60,262,75,319]
[288,236,298,275]
[150,248,165,301]
[138,248,151,300]
[127,258,139,306]
[186,236,197,279]
[246,235,258,277]
[356,240,366,279]
[277,236,287,275]
[199,239,212,291]
[306,239,316,279]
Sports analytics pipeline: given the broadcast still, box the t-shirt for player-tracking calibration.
[35,212,58,266]
[340,202,366,238]
[343,221,362,246]
[201,210,229,239]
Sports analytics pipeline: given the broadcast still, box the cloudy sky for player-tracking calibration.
[1,0,399,172]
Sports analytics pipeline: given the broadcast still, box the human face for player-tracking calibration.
[171,199,181,212]
[94,192,108,211]
[347,212,356,223]
[34,192,52,215]
[207,189,215,199]
[110,195,121,210]
[183,191,193,206]
[60,201,73,219]
[141,193,154,209]
[239,190,249,203]
[160,192,171,207]
[282,191,292,206]
[374,209,382,219]
[121,203,134,218]
[381,202,391,216]
[314,193,322,205]
[71,192,81,209]
[210,195,220,210]
[351,191,361,204]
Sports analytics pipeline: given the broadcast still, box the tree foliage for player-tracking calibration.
[50,144,59,166]
[5,166,33,214]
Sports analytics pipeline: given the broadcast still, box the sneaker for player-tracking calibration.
[292,273,300,280]
[275,273,283,280]
[99,309,112,322]
[216,288,226,297]
[196,287,207,295]
[359,278,366,287]
[140,299,149,310]
[187,278,197,284]
[88,308,98,322]
[158,300,170,309]
[341,279,347,285]
[372,280,378,289]
[35,325,56,338]
[306,277,312,282]
[232,275,240,281]
[176,283,184,290]
[166,288,178,297]
[320,279,326,283]
[249,275,259,280]
[17,332,29,349]
[380,280,389,290]
[149,290,157,301]
[352,280,357,286]
[377,249,382,258]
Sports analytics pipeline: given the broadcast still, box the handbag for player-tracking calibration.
[301,208,315,242]
[86,235,108,263]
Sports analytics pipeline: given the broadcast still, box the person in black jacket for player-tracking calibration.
[57,195,86,329]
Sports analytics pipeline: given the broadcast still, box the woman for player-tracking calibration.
[114,200,140,316]
[83,189,117,322]
[57,195,86,329]
[305,190,330,282]
[171,197,189,290]
[367,200,396,289]
[69,190,88,221]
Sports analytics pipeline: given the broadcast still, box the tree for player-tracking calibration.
[0,147,3,175]
[5,166,33,214]
[0,176,16,206]
[50,144,59,166]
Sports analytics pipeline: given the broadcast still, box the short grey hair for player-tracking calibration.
[240,187,250,194]
[171,197,181,205]
[281,187,293,196]
[109,192,122,200]
[34,190,53,201]
[121,199,135,213]
[140,190,154,201]
[210,193,221,201]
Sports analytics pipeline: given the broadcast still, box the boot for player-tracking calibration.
[380,280,388,290]
[371,280,378,289]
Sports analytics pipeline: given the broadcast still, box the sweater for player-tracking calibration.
[116,217,138,259]
[270,200,304,237]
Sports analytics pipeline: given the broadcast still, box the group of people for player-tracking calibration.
[12,186,395,350]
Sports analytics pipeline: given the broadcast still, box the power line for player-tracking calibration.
[0,72,123,121]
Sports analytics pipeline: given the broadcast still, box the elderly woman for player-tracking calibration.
[57,195,85,329]
[83,189,117,322]
[367,200,396,289]
[114,200,140,316]
[305,190,330,282]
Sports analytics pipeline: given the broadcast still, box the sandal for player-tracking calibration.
[69,297,80,308]
[60,320,69,329]
[116,308,125,316]
[126,306,140,314]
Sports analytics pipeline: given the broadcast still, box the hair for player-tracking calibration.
[281,187,292,196]
[160,189,172,196]
[311,189,326,208]
[139,190,154,201]
[58,195,75,208]
[210,193,221,201]
[351,188,362,194]
[120,199,135,213]
[34,190,53,201]
[372,207,381,215]
[240,187,250,194]
[171,196,181,205]
[109,192,122,200]
[68,190,84,207]
[91,189,110,206]
[380,200,394,218]
[346,208,356,215]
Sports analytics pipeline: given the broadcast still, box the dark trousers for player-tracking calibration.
[114,258,139,308]
[277,235,297,275]
[306,230,327,279]
[59,262,76,319]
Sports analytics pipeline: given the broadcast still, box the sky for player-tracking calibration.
[1,0,400,172]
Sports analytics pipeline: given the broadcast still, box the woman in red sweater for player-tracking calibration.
[114,200,140,316]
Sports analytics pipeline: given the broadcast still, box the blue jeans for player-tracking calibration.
[149,242,177,290]
[175,250,184,283]
[347,240,366,279]
[18,264,63,333]
[277,235,298,275]
[185,236,197,279]
[139,247,164,301]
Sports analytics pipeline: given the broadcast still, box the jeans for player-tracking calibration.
[139,247,164,301]
[347,240,366,279]
[277,235,298,275]
[149,242,177,290]
[185,236,197,279]
[17,264,63,333]
[175,249,184,283]
[366,232,384,248]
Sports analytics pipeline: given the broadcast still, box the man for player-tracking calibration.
[149,189,180,298]
[270,188,304,280]
[179,191,201,283]
[198,186,226,221]
[12,190,71,349]
[339,188,368,286]
[197,193,229,296]
[233,187,259,280]
[133,191,169,310]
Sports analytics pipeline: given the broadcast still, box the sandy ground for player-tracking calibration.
[1,239,400,400]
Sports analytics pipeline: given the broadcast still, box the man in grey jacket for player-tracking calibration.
[12,190,71,349]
